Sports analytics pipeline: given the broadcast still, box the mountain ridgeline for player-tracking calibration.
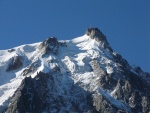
[0,28,149,113]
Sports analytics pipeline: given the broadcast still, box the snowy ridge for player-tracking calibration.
[0,35,115,110]
[0,28,150,113]
[0,43,40,111]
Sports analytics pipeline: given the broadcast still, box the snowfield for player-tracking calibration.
[0,33,149,113]
[0,35,115,110]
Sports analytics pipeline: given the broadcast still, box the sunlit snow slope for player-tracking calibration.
[0,28,150,113]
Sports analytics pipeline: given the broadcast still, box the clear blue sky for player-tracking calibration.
[0,0,150,72]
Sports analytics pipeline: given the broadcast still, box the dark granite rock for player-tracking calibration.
[112,72,150,113]
[89,53,150,113]
[142,96,150,113]
[129,91,142,112]
[90,59,106,77]
[38,37,59,55]
[8,49,15,53]
[86,27,113,52]
[6,56,23,71]
[86,28,106,41]
[5,72,54,113]
[4,71,93,113]
[21,62,39,76]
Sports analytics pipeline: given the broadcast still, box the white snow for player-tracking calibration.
[0,42,41,109]
[106,66,114,74]
[0,77,23,105]
[0,34,122,111]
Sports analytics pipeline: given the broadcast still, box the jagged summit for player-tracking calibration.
[86,27,106,41]
[0,28,150,113]
[38,37,59,55]
[86,27,113,52]
[38,37,67,56]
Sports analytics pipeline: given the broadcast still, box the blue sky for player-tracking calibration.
[0,0,150,72]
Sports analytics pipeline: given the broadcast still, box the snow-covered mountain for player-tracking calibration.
[0,28,150,113]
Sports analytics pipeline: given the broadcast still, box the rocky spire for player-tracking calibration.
[86,27,113,52]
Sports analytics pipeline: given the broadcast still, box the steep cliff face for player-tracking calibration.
[0,28,150,113]
[5,71,93,113]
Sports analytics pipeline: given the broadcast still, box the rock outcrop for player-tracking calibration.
[86,27,113,52]
[5,71,93,113]
[38,37,59,55]
[5,72,50,113]
[89,54,150,113]
[6,56,23,71]
[21,62,39,76]
[8,49,15,53]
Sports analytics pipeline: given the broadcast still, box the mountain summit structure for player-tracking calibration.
[0,28,149,113]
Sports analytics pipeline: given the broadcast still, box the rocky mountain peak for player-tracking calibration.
[86,27,113,52]
[86,27,106,41]
[38,37,59,55]
[0,28,150,113]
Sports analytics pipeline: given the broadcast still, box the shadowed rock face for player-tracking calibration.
[5,71,93,113]
[6,56,23,71]
[90,57,150,113]
[5,72,50,113]
[38,37,59,55]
